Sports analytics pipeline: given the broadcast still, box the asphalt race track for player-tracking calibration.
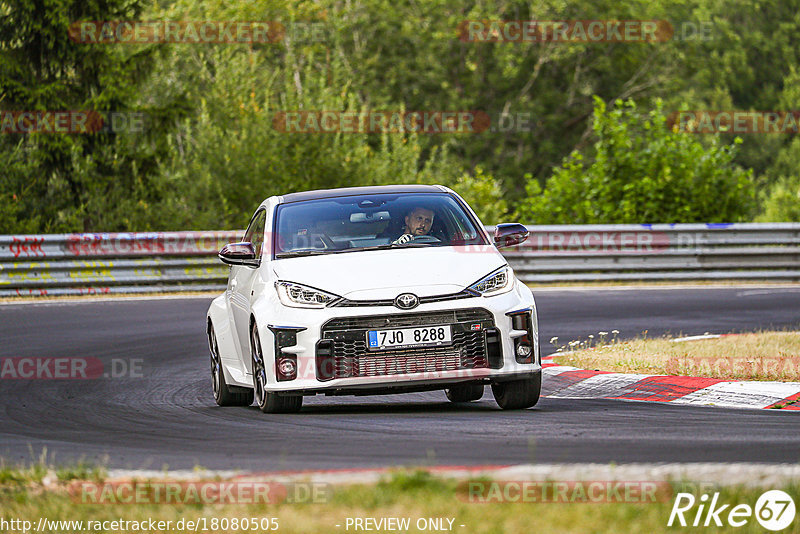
[1,287,799,471]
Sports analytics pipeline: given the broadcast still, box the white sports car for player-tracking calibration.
[206,185,541,412]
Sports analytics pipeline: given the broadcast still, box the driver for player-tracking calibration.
[393,206,435,244]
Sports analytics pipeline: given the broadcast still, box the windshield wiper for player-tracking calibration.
[355,243,431,251]
[275,249,327,259]
[354,242,440,252]
[276,242,441,258]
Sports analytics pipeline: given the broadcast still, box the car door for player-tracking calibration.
[228,208,267,363]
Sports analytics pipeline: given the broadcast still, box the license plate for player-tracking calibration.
[367,325,452,350]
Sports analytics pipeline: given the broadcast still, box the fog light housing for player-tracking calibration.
[507,309,535,364]
[268,325,305,382]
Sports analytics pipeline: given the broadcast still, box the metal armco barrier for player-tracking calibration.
[504,223,800,283]
[1,223,798,296]
[0,232,240,297]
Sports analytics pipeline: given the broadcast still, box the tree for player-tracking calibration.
[142,0,507,230]
[0,0,181,233]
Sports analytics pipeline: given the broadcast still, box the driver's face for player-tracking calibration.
[404,208,434,236]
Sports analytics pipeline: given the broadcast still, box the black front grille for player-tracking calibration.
[323,308,492,331]
[332,290,476,308]
[316,308,498,380]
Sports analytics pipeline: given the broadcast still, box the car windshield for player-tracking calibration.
[273,192,487,258]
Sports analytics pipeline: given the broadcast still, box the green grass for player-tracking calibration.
[54,462,106,483]
[553,331,800,381]
[1,466,799,533]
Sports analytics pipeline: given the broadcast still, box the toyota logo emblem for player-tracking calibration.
[394,293,419,310]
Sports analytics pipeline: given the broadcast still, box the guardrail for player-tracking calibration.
[1,223,798,296]
[0,232,239,297]
[503,223,800,283]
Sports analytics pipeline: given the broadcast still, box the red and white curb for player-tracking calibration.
[542,356,800,410]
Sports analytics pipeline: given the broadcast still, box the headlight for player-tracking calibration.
[468,266,513,296]
[275,281,340,308]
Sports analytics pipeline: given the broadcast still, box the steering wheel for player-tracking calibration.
[410,235,441,243]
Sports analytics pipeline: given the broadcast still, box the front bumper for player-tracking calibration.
[256,280,539,393]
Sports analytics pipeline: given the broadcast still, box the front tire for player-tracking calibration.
[208,323,253,407]
[491,372,541,410]
[445,384,484,403]
[251,324,303,414]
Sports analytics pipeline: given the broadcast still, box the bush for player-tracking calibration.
[515,98,756,224]
[757,176,800,222]
[756,137,800,222]
[448,167,508,225]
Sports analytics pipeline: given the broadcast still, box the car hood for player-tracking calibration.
[271,245,506,299]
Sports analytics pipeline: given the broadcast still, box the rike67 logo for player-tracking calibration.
[668,490,796,531]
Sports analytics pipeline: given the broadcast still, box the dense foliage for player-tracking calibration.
[515,98,755,223]
[1,0,798,232]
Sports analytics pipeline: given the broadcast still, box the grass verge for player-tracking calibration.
[1,467,799,533]
[552,331,800,381]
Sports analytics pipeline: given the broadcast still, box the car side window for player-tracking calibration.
[243,209,267,259]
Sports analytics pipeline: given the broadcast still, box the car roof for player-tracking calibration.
[279,184,447,204]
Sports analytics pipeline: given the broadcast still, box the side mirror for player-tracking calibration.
[493,223,529,249]
[219,242,259,267]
